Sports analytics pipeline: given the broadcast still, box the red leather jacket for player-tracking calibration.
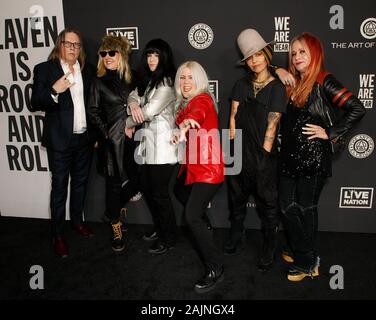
[176,93,224,185]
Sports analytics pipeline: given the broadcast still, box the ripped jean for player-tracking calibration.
[279,175,326,271]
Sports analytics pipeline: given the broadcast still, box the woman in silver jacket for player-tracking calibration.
[125,39,178,254]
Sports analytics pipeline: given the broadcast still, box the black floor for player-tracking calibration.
[1,216,376,300]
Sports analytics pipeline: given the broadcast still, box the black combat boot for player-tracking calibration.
[111,221,125,252]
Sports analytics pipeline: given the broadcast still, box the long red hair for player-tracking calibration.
[287,32,325,107]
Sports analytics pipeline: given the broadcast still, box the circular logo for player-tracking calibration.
[188,23,214,49]
[360,18,376,39]
[348,134,374,158]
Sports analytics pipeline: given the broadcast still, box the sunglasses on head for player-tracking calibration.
[99,50,118,57]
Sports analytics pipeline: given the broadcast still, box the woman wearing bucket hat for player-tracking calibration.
[224,28,287,272]
[88,35,140,252]
[279,32,365,281]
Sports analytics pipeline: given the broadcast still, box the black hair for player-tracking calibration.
[137,39,176,95]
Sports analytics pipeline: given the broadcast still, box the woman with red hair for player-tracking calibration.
[279,32,365,281]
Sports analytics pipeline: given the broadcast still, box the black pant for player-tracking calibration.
[226,151,280,230]
[105,176,138,224]
[47,133,92,237]
[174,171,223,271]
[140,164,177,246]
[279,175,326,271]
[105,151,139,224]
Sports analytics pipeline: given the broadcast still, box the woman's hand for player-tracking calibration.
[302,124,329,140]
[179,118,201,130]
[171,128,187,145]
[172,118,201,144]
[275,68,296,87]
[125,126,135,139]
[129,102,144,124]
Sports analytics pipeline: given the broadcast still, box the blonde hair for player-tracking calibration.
[175,61,210,105]
[97,35,132,83]
[174,61,218,112]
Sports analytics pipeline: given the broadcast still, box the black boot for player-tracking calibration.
[224,220,244,254]
[257,226,278,272]
[111,221,125,252]
[194,266,224,294]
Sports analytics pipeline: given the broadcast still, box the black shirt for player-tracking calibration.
[231,76,287,154]
[231,76,286,113]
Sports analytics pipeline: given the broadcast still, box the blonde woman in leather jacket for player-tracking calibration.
[88,35,139,252]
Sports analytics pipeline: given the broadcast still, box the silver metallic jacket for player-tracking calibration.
[126,79,179,164]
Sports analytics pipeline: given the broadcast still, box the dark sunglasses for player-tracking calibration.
[99,50,118,57]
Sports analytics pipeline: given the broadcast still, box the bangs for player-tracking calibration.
[99,44,119,52]
[99,38,121,52]
[145,47,161,55]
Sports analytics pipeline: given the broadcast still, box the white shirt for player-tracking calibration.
[60,59,87,133]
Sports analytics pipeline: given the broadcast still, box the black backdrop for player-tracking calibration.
[62,0,376,233]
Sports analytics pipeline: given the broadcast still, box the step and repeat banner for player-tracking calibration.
[0,0,65,219]
[1,0,375,232]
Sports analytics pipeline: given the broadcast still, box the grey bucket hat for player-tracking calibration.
[237,28,274,64]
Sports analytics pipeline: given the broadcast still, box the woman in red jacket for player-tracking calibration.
[172,61,224,294]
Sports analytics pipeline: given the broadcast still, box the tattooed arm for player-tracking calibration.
[229,100,240,139]
[263,112,282,152]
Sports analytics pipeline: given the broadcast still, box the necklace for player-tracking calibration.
[252,75,272,97]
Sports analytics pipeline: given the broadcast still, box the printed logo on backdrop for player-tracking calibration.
[358,74,374,108]
[339,187,374,209]
[273,17,290,52]
[188,23,214,50]
[360,18,376,40]
[106,27,139,49]
[329,5,344,30]
[331,16,375,49]
[348,134,374,159]
[0,9,59,172]
[208,80,219,102]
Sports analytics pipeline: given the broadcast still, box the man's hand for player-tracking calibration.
[52,71,74,93]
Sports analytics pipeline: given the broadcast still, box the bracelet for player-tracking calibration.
[269,64,280,71]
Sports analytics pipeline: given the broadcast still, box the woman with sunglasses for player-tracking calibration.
[125,39,179,255]
[88,35,139,252]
